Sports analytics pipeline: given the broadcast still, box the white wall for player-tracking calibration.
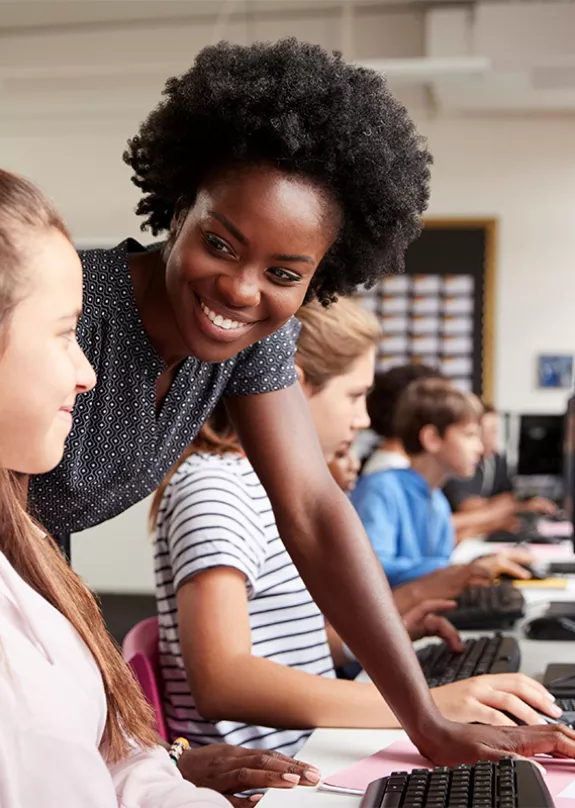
[2,6,575,591]
[421,115,575,416]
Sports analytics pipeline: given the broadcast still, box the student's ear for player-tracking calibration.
[419,424,442,454]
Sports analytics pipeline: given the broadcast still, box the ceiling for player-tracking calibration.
[2,0,575,123]
[0,1,429,32]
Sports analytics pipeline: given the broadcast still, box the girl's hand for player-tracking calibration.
[177,744,321,804]
[523,497,557,516]
[402,599,463,652]
[473,553,532,580]
[431,673,563,726]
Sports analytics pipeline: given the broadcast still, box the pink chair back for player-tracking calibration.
[122,616,168,741]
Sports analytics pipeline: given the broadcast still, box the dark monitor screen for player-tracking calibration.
[564,397,575,528]
[517,414,564,476]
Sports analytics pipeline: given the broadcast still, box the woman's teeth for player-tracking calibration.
[200,300,243,331]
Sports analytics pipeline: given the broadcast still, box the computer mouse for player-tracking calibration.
[525,615,575,641]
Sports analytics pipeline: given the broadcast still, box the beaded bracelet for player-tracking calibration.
[168,736,190,766]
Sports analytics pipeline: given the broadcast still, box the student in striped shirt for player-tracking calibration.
[152,299,560,763]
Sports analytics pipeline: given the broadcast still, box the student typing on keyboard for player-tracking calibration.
[351,378,534,595]
[443,404,557,534]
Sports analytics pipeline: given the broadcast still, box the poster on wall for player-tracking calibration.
[538,355,574,389]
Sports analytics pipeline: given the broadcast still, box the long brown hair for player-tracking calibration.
[149,400,239,530]
[0,169,157,761]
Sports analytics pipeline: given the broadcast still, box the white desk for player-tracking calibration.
[261,728,404,808]
[261,540,575,807]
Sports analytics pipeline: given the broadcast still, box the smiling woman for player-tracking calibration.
[29,37,431,535]
[25,37,575,785]
[155,165,334,363]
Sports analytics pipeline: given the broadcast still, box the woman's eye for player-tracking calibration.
[204,233,232,255]
[268,267,301,284]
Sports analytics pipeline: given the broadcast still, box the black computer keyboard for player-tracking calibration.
[360,759,554,808]
[549,561,575,576]
[554,697,575,725]
[447,584,525,630]
[485,511,563,545]
[417,633,520,688]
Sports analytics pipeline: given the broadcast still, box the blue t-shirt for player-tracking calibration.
[351,468,454,587]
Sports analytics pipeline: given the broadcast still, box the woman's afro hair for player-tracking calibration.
[123,38,432,304]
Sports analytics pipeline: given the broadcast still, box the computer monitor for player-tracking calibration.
[516,414,564,476]
[563,396,575,545]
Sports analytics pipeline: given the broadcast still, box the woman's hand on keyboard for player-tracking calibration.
[431,673,563,727]
[402,599,464,652]
[416,719,575,767]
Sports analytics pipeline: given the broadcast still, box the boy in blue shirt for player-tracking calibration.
[352,377,484,587]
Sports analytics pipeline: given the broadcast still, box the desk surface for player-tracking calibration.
[261,540,575,807]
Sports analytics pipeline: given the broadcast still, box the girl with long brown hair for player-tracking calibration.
[0,169,226,807]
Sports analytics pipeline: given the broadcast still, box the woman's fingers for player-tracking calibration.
[506,724,575,759]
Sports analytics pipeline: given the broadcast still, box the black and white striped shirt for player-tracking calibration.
[154,452,335,756]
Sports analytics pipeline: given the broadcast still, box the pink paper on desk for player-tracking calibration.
[526,542,575,559]
[321,740,432,794]
[321,738,575,802]
[505,542,575,560]
[478,542,574,559]
[538,520,573,539]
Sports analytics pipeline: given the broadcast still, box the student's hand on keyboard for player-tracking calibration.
[522,496,558,516]
[473,552,533,581]
[431,673,562,727]
[176,744,321,805]
[402,599,463,652]
[416,715,575,767]
[412,564,493,601]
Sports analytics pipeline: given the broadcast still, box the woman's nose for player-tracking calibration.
[216,267,261,309]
